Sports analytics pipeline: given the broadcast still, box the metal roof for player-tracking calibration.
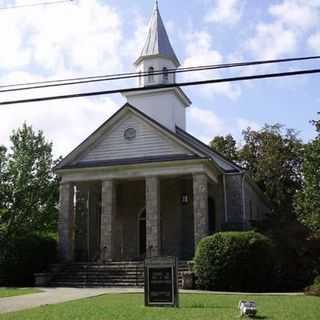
[175,127,243,173]
[135,2,180,66]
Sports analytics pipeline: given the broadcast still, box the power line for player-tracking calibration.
[1,68,319,106]
[1,55,320,93]
[0,0,73,10]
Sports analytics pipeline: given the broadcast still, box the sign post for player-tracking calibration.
[144,256,179,307]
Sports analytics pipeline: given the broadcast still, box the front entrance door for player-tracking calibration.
[139,210,146,257]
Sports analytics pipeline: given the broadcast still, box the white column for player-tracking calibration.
[146,176,161,257]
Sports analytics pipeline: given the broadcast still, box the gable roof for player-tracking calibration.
[54,103,242,174]
[135,2,180,67]
[55,103,201,171]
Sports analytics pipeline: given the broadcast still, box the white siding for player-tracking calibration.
[125,89,187,131]
[77,113,192,162]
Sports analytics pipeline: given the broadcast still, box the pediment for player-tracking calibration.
[56,104,201,170]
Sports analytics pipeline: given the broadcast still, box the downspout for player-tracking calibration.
[223,174,228,224]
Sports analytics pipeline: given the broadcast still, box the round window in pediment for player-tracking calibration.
[124,128,136,141]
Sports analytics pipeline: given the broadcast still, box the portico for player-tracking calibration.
[58,159,220,263]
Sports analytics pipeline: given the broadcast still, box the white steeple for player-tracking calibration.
[122,1,191,131]
[135,1,180,67]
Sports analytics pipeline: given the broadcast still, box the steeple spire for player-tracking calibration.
[135,2,180,66]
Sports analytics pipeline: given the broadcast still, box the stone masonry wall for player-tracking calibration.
[193,173,209,248]
[225,174,244,226]
[146,176,161,257]
[58,182,74,262]
[100,180,116,261]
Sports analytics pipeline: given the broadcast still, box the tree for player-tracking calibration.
[296,115,320,234]
[238,124,304,221]
[0,124,59,237]
[0,146,9,236]
[0,146,8,207]
[210,134,238,161]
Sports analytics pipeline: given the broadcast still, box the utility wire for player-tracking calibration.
[0,0,73,10]
[1,68,319,106]
[1,55,320,93]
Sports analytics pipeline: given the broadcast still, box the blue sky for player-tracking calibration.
[0,0,319,157]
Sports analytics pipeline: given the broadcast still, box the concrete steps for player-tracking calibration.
[49,261,190,288]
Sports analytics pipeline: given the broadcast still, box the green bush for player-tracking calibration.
[0,233,57,286]
[265,221,320,291]
[194,231,274,292]
[305,276,320,296]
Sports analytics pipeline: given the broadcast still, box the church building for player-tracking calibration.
[55,3,269,264]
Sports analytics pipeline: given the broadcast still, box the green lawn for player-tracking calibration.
[0,293,319,320]
[0,288,41,298]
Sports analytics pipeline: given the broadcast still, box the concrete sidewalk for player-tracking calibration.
[0,287,143,314]
[0,287,304,314]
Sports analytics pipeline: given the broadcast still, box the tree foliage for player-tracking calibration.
[210,134,238,161]
[209,125,304,221]
[0,123,59,237]
[208,124,319,290]
[238,124,304,220]
[296,116,320,234]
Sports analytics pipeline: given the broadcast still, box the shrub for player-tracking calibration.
[194,231,274,292]
[305,276,320,296]
[268,221,320,291]
[0,233,57,286]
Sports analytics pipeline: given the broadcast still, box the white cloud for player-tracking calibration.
[182,31,241,100]
[246,22,297,60]
[189,107,225,131]
[187,107,228,143]
[0,0,127,157]
[205,0,244,25]
[187,107,262,144]
[245,0,320,60]
[122,12,149,70]
[308,32,320,53]
[0,95,120,158]
[237,118,261,132]
[0,0,123,75]
[269,0,319,31]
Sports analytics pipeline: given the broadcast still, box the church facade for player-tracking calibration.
[55,4,270,263]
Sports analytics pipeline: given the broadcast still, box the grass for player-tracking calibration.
[0,293,319,320]
[0,288,42,299]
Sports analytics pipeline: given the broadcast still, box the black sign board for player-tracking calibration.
[144,257,179,307]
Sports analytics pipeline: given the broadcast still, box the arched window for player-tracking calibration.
[148,67,154,83]
[163,67,169,82]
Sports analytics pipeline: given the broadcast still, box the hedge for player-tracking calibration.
[194,231,274,292]
[0,233,57,286]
